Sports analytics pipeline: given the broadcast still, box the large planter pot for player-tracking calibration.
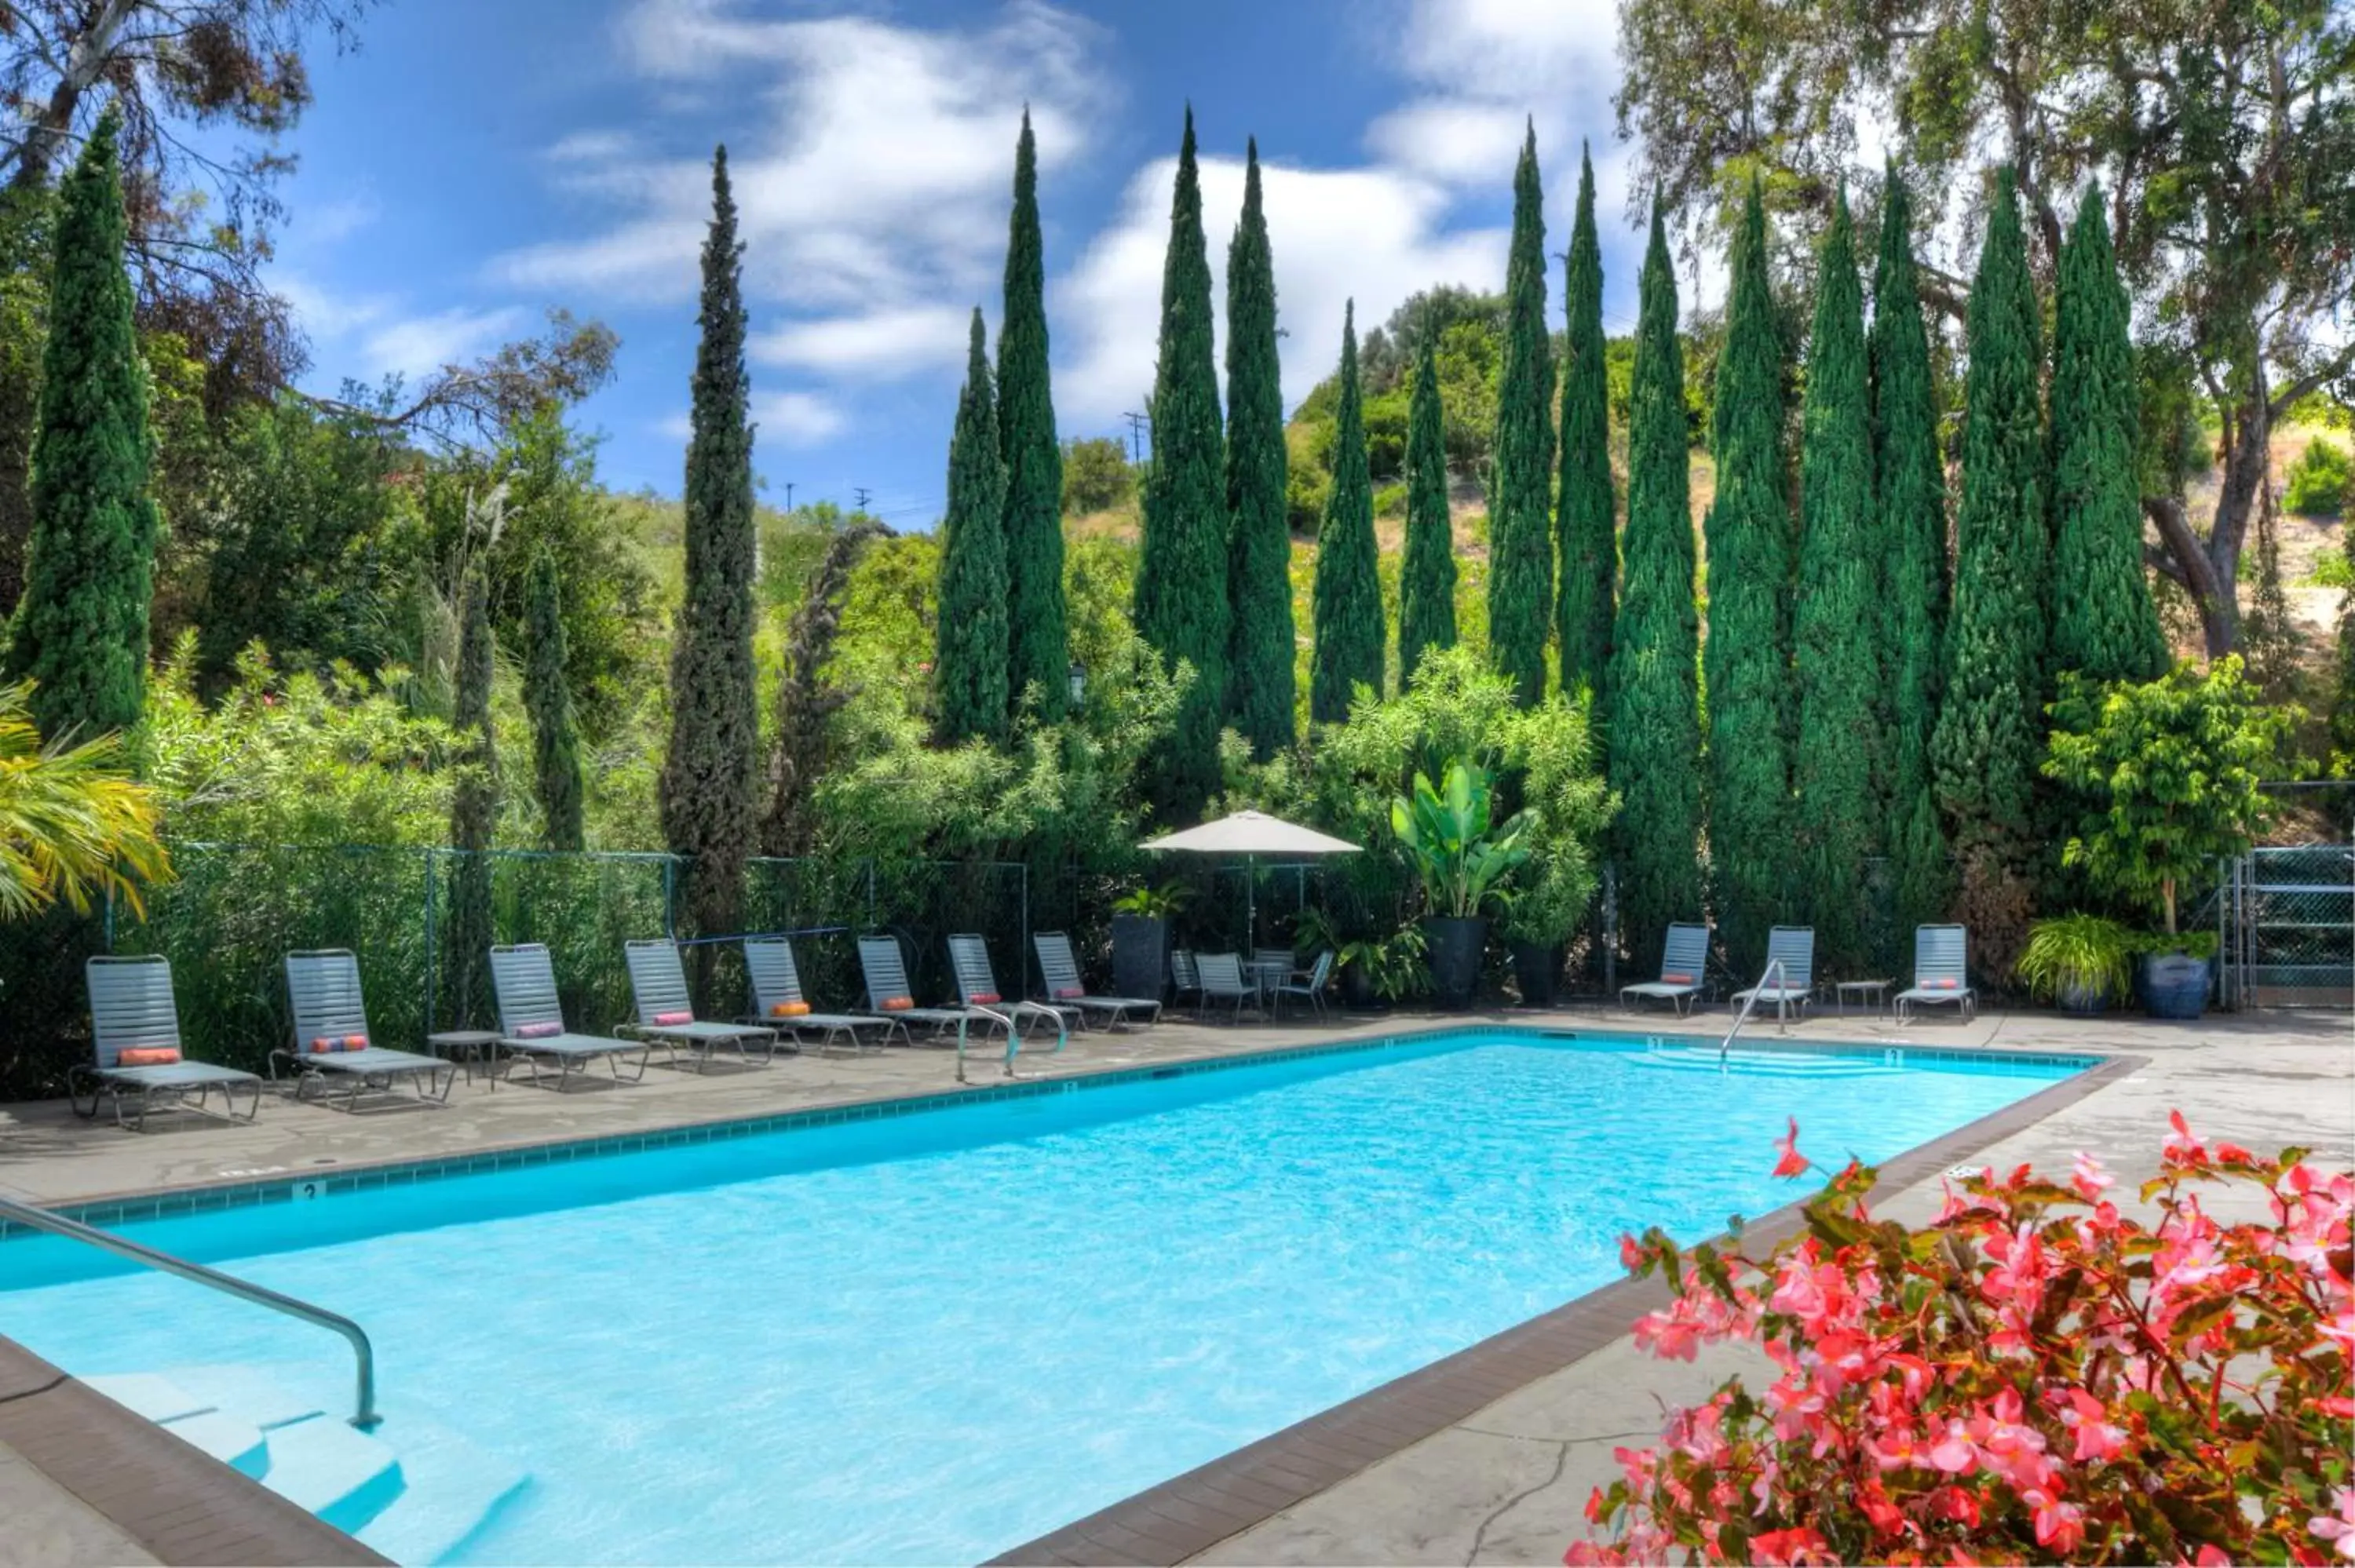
[1337,964,1382,1011]
[1510,940,1563,1008]
[1422,916,1488,1010]
[1109,914,1168,1005]
[2055,979,2109,1016]
[2140,952,2214,1020]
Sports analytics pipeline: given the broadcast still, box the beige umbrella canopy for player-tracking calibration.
[1139,811,1360,941]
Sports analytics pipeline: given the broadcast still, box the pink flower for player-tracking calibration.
[2313,1486,2355,1562]
[1619,1234,1645,1272]
[2054,1387,2129,1464]
[1631,1308,1700,1361]
[1926,1420,1977,1474]
[1773,1118,1809,1179]
[2072,1150,2116,1202]
[2165,1108,2209,1165]
[2025,1490,2084,1555]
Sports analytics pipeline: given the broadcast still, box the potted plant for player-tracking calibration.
[1334,924,1427,1010]
[1390,759,1532,1008]
[2015,913,2138,1014]
[1108,881,1190,1005]
[2044,657,2291,1021]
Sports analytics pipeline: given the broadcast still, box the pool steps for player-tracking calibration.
[84,1365,531,1563]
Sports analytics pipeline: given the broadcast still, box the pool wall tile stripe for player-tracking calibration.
[0,1026,2099,1241]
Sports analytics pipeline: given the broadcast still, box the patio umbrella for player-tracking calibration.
[1138,810,1360,944]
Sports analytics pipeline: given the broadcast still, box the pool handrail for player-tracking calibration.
[1719,957,1788,1064]
[0,1193,379,1429]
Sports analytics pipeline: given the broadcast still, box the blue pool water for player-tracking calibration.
[0,1032,2084,1564]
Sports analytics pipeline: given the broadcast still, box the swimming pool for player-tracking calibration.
[0,1030,2089,1564]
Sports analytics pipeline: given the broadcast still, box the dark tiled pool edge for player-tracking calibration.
[0,1024,2099,1239]
[989,1050,2147,1568]
[0,1336,390,1566]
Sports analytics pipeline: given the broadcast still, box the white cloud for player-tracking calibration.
[753,305,975,380]
[1366,0,1621,193]
[754,390,847,447]
[1054,153,1504,428]
[362,306,528,381]
[494,0,1107,325]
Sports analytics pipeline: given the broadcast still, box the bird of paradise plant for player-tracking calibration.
[1389,757,1534,918]
[0,682,170,920]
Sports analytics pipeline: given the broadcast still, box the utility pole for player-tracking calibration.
[783,481,795,512]
[1121,410,1150,465]
[852,487,872,512]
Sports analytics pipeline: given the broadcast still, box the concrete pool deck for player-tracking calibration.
[1,1001,2348,1566]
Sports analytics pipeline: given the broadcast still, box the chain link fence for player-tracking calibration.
[2222,844,2355,1010]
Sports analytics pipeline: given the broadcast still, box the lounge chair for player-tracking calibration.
[1195,952,1258,1025]
[72,956,263,1131]
[859,935,1013,1083]
[278,950,457,1110]
[1893,924,1977,1023]
[621,939,778,1070]
[856,935,997,1041]
[947,934,1070,1053]
[1731,926,1816,1024]
[1621,923,1711,1016]
[1033,931,1160,1030]
[742,935,904,1054]
[1170,949,1204,1013]
[1269,950,1334,1019]
[488,943,653,1089]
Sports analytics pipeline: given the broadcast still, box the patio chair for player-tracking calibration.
[1195,952,1258,1025]
[1032,932,1161,1030]
[621,939,778,1070]
[947,934,1070,1054]
[1169,949,1204,1014]
[1269,950,1334,1019]
[1621,923,1710,1016]
[1731,926,1816,1024]
[1893,924,1977,1024]
[71,956,264,1132]
[742,935,904,1054]
[1253,947,1297,1007]
[278,950,457,1111]
[488,943,653,1090]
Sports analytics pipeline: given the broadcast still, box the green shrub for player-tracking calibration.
[1059,436,1134,516]
[2284,436,2352,516]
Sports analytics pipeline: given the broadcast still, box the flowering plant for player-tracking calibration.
[1570,1114,2353,1565]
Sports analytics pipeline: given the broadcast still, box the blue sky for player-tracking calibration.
[269,0,1642,527]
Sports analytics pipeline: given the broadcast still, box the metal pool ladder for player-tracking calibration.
[1718,957,1790,1067]
[0,1194,379,1428]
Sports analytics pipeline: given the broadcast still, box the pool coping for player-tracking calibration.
[0,1337,391,1566]
[0,1024,2130,1568]
[988,1048,2147,1567]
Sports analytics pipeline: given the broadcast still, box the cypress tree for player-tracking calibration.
[1871,166,1951,939]
[444,568,496,1027]
[660,146,760,946]
[2050,187,2167,685]
[1791,189,1879,968]
[1224,138,1294,758]
[1703,179,1795,974]
[998,109,1068,720]
[1134,108,1229,815]
[1487,124,1554,707]
[937,308,1011,745]
[1932,168,2048,904]
[1557,143,1615,713]
[523,548,584,851]
[3,108,157,745]
[1312,301,1383,720]
[1608,210,1703,968]
[1399,332,1456,685]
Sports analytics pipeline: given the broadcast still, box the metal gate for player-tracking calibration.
[2222,845,2354,1009]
